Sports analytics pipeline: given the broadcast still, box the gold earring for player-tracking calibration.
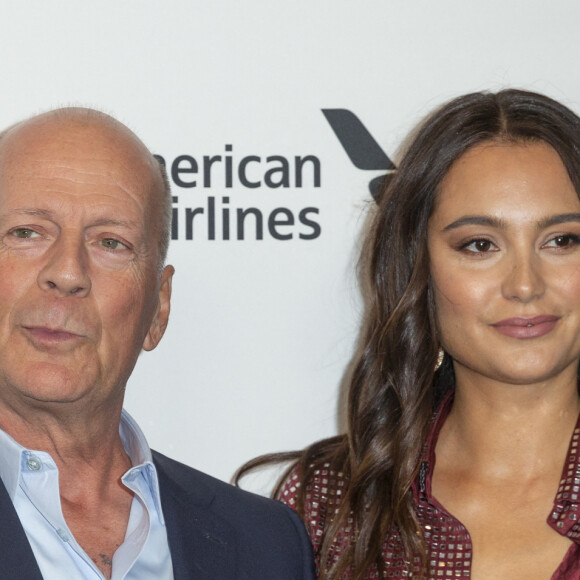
[434,348,444,371]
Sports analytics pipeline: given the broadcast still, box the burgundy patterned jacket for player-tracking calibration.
[279,392,580,579]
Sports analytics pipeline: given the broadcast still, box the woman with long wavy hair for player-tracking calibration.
[238,88,580,579]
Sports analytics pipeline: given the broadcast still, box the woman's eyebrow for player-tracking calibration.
[536,213,580,228]
[442,213,580,232]
[442,216,506,231]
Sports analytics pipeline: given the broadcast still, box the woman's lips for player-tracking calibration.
[492,315,559,339]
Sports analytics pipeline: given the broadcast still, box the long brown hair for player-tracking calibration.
[236,89,580,579]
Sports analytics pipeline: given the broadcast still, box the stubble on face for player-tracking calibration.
[0,109,172,421]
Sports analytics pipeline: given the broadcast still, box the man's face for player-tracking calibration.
[0,114,173,411]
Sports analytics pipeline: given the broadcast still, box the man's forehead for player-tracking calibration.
[1,110,147,162]
[0,108,169,266]
[0,109,161,193]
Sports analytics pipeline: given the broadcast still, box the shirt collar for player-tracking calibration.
[0,428,25,499]
[119,408,154,466]
[119,409,165,524]
[414,387,580,544]
[550,419,580,539]
[0,410,164,523]
[412,388,454,503]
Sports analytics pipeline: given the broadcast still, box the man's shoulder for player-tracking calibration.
[151,450,315,579]
[152,449,289,517]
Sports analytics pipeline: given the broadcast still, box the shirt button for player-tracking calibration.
[57,528,70,542]
[26,456,42,471]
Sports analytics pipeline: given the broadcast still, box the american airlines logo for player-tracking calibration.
[157,110,393,241]
[322,109,395,200]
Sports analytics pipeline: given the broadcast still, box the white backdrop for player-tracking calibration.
[0,0,579,489]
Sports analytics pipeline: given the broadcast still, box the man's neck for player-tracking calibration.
[0,400,136,580]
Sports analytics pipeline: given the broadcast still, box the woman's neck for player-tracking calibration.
[438,368,580,479]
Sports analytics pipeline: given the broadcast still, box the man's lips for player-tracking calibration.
[491,315,559,339]
[22,326,86,344]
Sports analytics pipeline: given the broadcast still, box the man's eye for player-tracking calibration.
[100,238,126,250]
[11,228,39,239]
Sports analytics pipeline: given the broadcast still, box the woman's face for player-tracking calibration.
[428,141,580,387]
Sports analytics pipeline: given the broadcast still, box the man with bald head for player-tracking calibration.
[0,109,314,580]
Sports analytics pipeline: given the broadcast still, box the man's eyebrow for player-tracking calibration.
[442,213,580,232]
[88,218,140,230]
[3,208,138,229]
[5,208,54,219]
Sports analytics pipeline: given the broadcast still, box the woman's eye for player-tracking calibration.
[461,239,495,253]
[544,234,580,248]
[11,228,39,239]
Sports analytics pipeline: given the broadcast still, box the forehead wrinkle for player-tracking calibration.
[26,160,153,196]
[0,207,141,232]
[0,128,156,199]
[2,166,151,216]
[3,208,53,219]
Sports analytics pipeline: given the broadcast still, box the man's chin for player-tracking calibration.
[0,363,101,407]
[18,385,93,407]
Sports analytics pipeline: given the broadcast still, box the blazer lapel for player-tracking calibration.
[0,478,43,580]
[154,452,238,580]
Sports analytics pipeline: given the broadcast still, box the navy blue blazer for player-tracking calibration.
[0,451,315,579]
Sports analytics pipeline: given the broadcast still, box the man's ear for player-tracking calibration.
[143,265,174,352]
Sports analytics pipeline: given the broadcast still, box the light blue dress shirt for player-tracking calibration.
[0,410,174,579]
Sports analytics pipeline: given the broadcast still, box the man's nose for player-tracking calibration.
[37,235,91,298]
[500,251,545,303]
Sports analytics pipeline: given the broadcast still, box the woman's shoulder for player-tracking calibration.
[278,461,350,553]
